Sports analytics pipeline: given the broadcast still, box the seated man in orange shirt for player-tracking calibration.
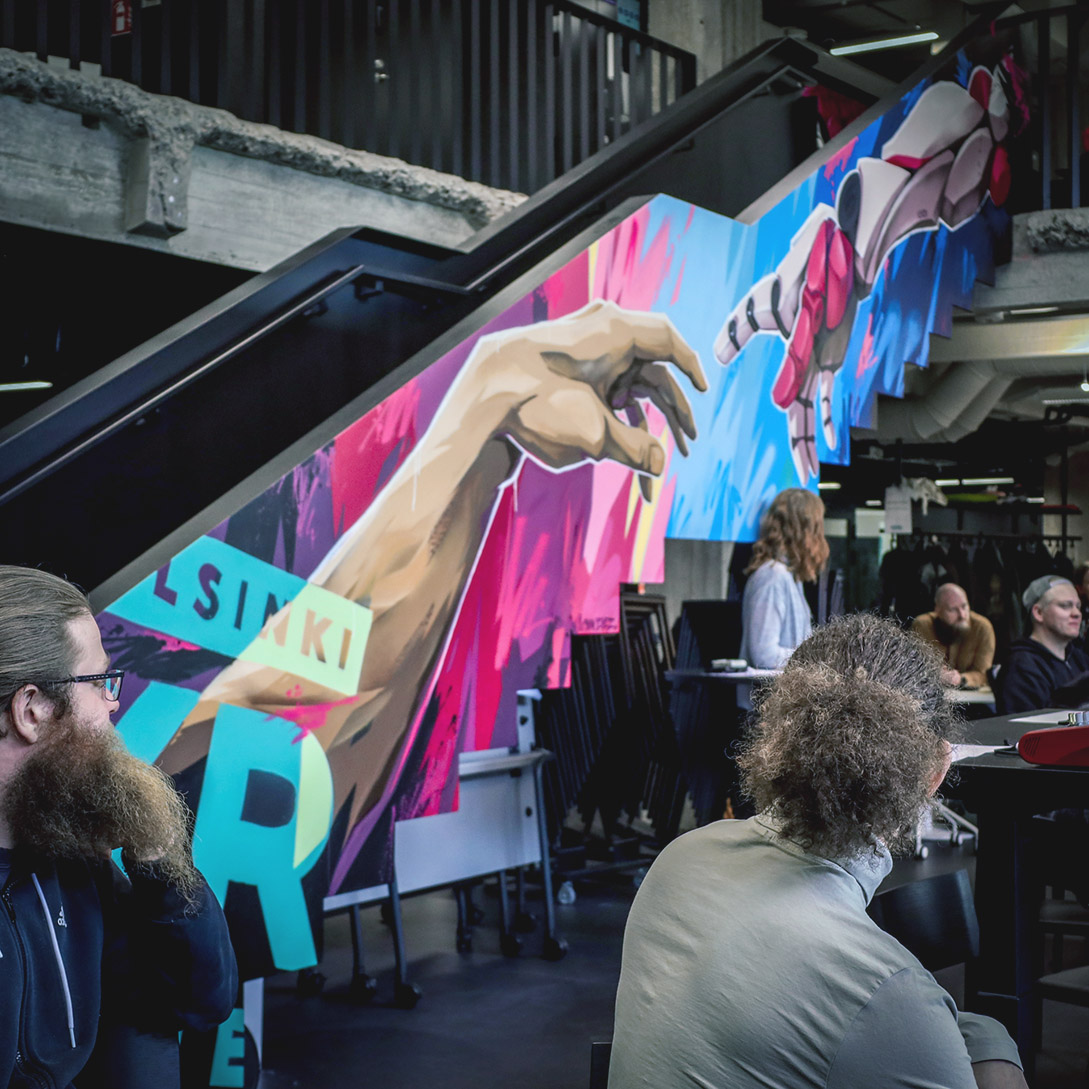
[911,583,995,689]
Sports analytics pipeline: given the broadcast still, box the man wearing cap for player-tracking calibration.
[911,583,995,689]
[1000,574,1089,713]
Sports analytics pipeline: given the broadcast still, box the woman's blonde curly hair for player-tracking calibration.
[746,488,829,583]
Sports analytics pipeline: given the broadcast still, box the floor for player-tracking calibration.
[256,841,1089,1089]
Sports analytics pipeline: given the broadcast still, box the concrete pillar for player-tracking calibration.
[648,0,779,83]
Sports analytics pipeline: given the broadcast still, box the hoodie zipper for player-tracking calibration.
[3,884,50,1089]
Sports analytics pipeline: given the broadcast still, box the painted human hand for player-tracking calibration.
[713,210,855,482]
[465,299,708,499]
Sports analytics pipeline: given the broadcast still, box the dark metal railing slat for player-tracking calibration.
[293,0,306,133]
[488,0,500,186]
[267,0,282,129]
[1067,10,1082,208]
[363,0,377,153]
[316,0,331,138]
[68,0,80,70]
[131,0,143,86]
[525,0,538,190]
[186,0,199,101]
[160,0,173,95]
[560,7,573,174]
[387,0,400,159]
[1038,15,1051,210]
[594,23,606,154]
[247,0,265,123]
[469,0,482,181]
[578,14,589,163]
[340,0,354,148]
[507,0,519,190]
[35,0,46,61]
[611,29,622,142]
[408,0,422,167]
[450,0,464,177]
[426,0,439,172]
[1,1,14,50]
[544,2,556,188]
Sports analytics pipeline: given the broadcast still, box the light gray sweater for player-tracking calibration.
[609,816,1021,1089]
[740,558,812,669]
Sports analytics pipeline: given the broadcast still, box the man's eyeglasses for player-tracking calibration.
[39,670,125,701]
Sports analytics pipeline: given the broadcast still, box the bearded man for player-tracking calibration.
[912,582,995,688]
[0,565,236,1088]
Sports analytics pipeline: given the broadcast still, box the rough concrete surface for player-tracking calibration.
[1024,208,1089,254]
[0,48,525,261]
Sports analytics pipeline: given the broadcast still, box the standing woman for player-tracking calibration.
[740,488,829,689]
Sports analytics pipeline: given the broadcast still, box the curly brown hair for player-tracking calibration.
[737,613,962,860]
[745,488,829,583]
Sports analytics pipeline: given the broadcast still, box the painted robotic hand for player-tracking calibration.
[714,64,1014,483]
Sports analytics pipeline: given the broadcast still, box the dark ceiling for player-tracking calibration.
[763,0,987,80]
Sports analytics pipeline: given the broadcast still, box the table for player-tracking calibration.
[693,668,994,706]
[946,685,995,707]
[952,710,1089,1071]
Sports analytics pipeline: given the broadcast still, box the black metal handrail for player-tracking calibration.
[0,0,695,195]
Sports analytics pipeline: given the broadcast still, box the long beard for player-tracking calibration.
[2,717,201,901]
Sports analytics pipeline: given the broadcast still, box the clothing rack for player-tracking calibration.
[893,530,1080,544]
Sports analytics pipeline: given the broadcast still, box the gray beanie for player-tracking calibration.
[1022,574,1075,613]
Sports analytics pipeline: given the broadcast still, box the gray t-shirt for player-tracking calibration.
[609,816,1021,1089]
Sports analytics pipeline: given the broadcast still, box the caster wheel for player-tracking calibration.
[295,968,327,998]
[456,934,473,953]
[542,936,569,962]
[514,910,538,934]
[393,982,422,1009]
[500,934,523,958]
[556,881,576,906]
[349,973,378,1004]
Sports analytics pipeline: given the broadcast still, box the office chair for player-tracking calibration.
[589,1040,612,1089]
[1035,967,1089,1085]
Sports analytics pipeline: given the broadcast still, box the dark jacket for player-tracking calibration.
[0,849,237,1089]
[999,637,1089,714]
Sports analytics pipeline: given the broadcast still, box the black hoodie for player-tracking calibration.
[999,637,1089,714]
[0,850,237,1089]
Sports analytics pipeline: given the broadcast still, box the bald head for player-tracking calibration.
[934,583,970,633]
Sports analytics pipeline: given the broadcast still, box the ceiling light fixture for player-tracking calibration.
[0,381,53,392]
[817,482,842,491]
[1008,305,1060,316]
[935,478,960,486]
[864,499,883,507]
[960,477,1015,486]
[830,31,938,56]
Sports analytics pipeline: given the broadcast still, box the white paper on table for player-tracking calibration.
[951,744,1001,762]
[1008,712,1071,725]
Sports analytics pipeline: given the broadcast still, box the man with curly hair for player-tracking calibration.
[609,613,1025,1089]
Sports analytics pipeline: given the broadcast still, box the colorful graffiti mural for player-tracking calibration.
[97,44,1022,984]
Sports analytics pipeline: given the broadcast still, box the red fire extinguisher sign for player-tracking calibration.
[112,0,132,36]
